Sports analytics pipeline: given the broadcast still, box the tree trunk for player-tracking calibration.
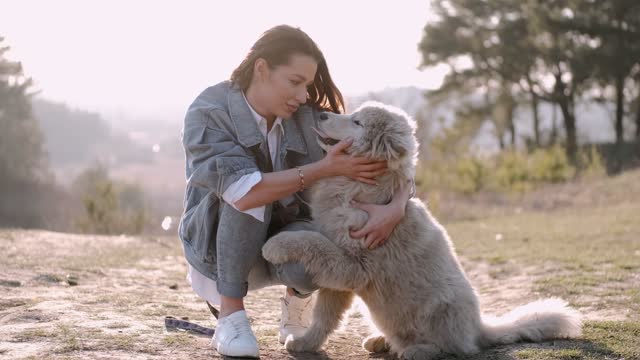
[553,74,577,161]
[615,75,625,146]
[558,97,577,162]
[531,91,540,147]
[550,104,558,146]
[508,117,516,147]
[497,86,516,148]
[636,87,640,140]
[506,100,516,148]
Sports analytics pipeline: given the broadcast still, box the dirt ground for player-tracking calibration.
[0,229,630,359]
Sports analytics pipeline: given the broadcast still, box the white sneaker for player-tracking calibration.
[279,290,313,344]
[211,310,260,358]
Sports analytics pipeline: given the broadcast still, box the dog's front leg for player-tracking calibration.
[285,289,354,352]
[262,230,368,290]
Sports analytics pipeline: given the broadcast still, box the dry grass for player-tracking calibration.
[1,170,639,359]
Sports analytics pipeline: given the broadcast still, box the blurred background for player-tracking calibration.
[1,0,639,236]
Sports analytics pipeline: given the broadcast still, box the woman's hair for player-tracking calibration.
[230,25,345,114]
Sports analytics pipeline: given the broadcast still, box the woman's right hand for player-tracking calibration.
[321,137,387,185]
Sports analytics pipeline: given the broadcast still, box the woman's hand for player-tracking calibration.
[349,200,405,249]
[321,137,387,185]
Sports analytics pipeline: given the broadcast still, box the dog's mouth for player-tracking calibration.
[312,127,340,146]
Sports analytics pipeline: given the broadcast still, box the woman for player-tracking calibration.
[178,24,413,358]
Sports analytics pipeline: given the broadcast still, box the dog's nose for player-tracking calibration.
[319,113,328,121]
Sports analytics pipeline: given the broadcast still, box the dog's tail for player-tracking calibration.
[479,298,582,347]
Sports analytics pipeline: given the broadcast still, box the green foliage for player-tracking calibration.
[0,36,46,184]
[453,156,490,194]
[495,146,576,192]
[74,164,147,235]
[417,145,604,194]
[577,145,606,178]
[530,145,576,183]
[494,151,534,192]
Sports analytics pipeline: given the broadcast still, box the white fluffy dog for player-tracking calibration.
[262,102,582,359]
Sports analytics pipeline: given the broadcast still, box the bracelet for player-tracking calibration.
[295,166,305,192]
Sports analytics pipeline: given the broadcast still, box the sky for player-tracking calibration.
[1,0,447,121]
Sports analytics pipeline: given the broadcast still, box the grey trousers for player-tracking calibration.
[215,200,319,298]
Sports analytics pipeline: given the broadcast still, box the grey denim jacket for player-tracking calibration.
[178,81,326,280]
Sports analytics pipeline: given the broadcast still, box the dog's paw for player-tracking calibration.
[262,232,302,264]
[362,334,390,353]
[285,334,321,353]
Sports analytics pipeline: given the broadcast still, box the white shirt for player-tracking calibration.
[220,92,294,221]
[187,92,287,304]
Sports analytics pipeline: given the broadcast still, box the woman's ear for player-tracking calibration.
[254,58,268,82]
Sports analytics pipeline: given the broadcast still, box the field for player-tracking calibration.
[1,171,639,359]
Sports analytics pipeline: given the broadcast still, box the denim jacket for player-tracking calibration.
[178,81,326,280]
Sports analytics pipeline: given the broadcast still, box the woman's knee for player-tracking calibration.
[217,201,270,250]
[275,262,318,295]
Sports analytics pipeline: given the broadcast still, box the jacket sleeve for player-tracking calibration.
[182,107,260,198]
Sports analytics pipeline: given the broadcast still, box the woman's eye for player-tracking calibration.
[290,80,301,86]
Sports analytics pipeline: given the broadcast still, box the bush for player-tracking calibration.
[495,151,532,192]
[453,156,490,194]
[578,145,607,179]
[417,145,605,195]
[73,164,147,235]
[530,145,575,183]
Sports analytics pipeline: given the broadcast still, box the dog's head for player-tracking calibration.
[314,102,417,165]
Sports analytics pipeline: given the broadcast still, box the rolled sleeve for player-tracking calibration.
[221,171,266,222]
[183,108,260,198]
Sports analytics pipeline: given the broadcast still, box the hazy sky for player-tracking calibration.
[2,0,446,120]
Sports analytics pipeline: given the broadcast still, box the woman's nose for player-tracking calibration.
[295,90,307,104]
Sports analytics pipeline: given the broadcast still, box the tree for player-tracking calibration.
[0,36,46,184]
[522,0,600,162]
[561,0,640,149]
[419,0,546,150]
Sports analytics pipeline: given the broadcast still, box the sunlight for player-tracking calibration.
[1,0,442,119]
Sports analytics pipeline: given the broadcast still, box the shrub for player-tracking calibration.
[73,164,147,235]
[416,146,605,195]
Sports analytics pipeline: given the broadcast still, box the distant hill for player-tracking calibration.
[33,98,154,175]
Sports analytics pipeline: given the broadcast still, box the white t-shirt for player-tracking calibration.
[187,92,287,304]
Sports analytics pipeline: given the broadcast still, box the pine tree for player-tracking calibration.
[0,36,46,184]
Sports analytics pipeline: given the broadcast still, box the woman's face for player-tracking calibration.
[254,53,318,120]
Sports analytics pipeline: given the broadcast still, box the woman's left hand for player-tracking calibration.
[349,200,404,249]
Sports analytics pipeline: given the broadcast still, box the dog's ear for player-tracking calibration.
[355,104,417,161]
[371,128,411,161]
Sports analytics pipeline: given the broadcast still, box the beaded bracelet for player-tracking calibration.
[295,166,305,192]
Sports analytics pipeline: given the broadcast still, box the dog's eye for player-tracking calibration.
[353,120,362,126]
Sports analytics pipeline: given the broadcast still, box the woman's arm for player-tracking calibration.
[349,178,414,249]
[234,138,387,211]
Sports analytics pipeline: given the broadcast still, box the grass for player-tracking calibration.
[447,201,640,320]
[513,321,640,360]
[0,230,180,272]
[3,170,640,359]
[439,171,640,358]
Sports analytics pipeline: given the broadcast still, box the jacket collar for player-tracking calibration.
[228,83,307,155]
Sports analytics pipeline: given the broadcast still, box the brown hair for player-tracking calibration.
[230,25,345,114]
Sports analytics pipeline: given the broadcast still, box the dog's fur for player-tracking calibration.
[262,102,582,359]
